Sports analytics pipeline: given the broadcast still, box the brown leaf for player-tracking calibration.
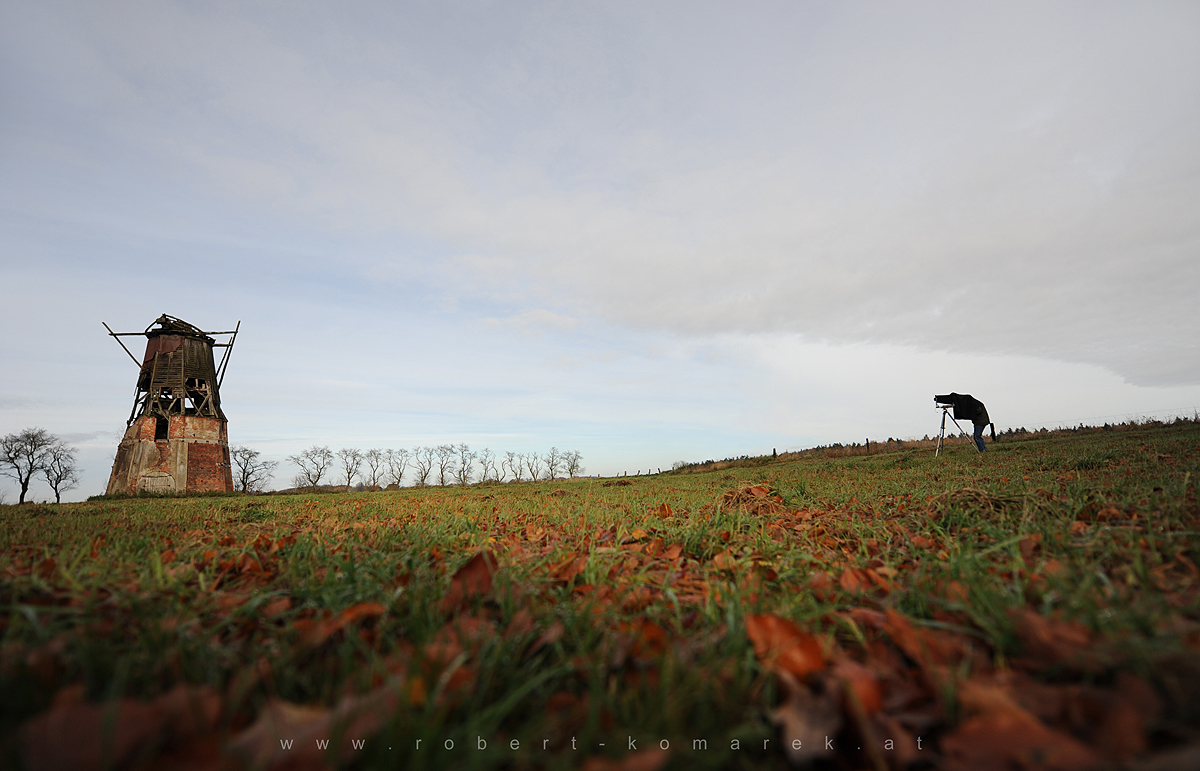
[745,613,826,679]
[808,571,833,601]
[883,609,973,672]
[656,503,674,518]
[229,684,403,770]
[839,568,867,594]
[582,748,670,771]
[944,679,1100,771]
[21,685,221,771]
[531,621,565,653]
[441,551,497,613]
[300,602,386,647]
[504,608,535,640]
[712,549,737,571]
[547,553,587,585]
[1010,608,1106,673]
[830,658,882,714]
[262,597,292,617]
[943,580,969,603]
[771,670,841,765]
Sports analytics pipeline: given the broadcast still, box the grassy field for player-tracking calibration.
[2,421,1199,770]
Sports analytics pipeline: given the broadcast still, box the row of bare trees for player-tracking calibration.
[284,444,583,490]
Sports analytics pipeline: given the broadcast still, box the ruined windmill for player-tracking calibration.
[103,314,239,494]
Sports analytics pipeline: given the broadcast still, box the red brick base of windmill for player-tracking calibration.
[106,414,233,495]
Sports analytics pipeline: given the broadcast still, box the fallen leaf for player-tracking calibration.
[262,597,292,617]
[301,602,386,647]
[839,568,867,594]
[745,613,826,679]
[830,658,882,714]
[883,609,974,673]
[771,670,841,765]
[944,580,969,603]
[505,608,536,640]
[581,748,670,771]
[441,551,497,613]
[808,571,833,601]
[1010,608,1106,673]
[21,685,221,771]
[712,550,737,571]
[944,679,1100,771]
[531,621,565,653]
[547,553,587,584]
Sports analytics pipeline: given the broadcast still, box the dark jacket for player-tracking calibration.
[935,393,990,425]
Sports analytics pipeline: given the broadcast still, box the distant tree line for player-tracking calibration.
[0,428,81,504]
[283,444,584,490]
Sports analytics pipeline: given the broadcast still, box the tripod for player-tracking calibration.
[935,405,981,456]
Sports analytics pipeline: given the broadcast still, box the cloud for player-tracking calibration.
[38,1,1185,386]
[487,309,580,336]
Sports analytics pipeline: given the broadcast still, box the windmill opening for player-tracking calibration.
[155,415,168,441]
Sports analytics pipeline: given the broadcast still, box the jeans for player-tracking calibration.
[973,422,988,453]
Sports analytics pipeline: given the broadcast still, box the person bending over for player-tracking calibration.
[935,393,995,453]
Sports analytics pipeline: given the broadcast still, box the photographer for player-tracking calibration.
[935,393,995,453]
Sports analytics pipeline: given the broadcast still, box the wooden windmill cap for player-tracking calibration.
[145,314,214,342]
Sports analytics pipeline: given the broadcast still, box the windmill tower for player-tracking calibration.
[103,314,239,494]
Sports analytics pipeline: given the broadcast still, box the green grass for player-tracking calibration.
[2,421,1198,769]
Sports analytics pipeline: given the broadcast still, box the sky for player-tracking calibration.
[2,1,1198,502]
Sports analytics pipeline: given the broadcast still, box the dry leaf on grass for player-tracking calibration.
[581,748,670,771]
[440,551,497,613]
[771,670,841,766]
[300,602,386,648]
[228,686,401,771]
[721,485,786,515]
[1010,607,1108,673]
[22,684,221,771]
[745,613,826,679]
[829,657,882,715]
[545,552,587,585]
[943,679,1100,771]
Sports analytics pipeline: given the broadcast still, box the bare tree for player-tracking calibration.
[231,446,277,493]
[412,446,434,487]
[523,452,544,482]
[454,443,476,486]
[1,428,56,504]
[384,448,411,487]
[477,447,498,483]
[363,449,386,488]
[564,450,584,478]
[544,447,563,481]
[42,441,81,503]
[434,444,455,486]
[286,445,333,488]
[503,451,522,482]
[337,448,364,489]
